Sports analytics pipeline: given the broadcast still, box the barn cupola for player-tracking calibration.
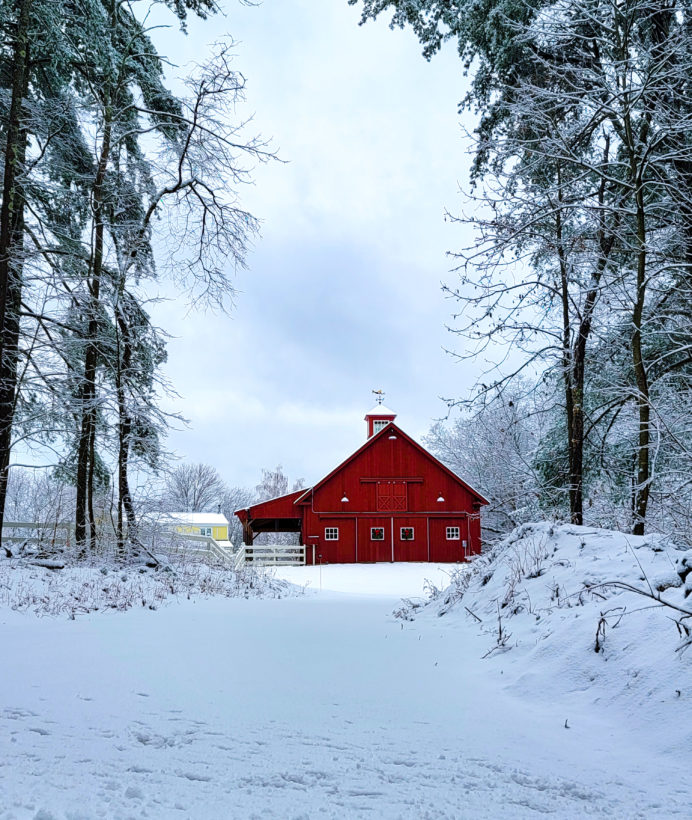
[365,390,396,438]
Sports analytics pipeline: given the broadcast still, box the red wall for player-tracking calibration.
[300,429,483,564]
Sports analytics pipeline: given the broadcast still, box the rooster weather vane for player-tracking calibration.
[372,389,385,406]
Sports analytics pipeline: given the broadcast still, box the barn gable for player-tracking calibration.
[296,421,488,511]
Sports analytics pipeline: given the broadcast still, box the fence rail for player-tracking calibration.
[161,532,235,565]
[1,522,306,570]
[244,546,306,566]
[2,522,74,545]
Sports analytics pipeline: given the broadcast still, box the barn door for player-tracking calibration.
[376,481,407,511]
[357,519,391,562]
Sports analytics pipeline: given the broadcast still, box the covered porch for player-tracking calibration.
[234,488,307,545]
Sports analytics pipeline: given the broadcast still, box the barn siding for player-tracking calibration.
[237,420,486,563]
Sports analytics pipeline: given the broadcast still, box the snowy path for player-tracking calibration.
[1,567,689,818]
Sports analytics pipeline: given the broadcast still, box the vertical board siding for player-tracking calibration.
[239,421,486,563]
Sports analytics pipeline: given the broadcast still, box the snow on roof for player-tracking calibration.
[159,512,229,526]
[234,488,311,514]
[365,404,396,417]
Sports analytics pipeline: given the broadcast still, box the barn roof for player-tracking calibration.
[294,421,489,506]
[234,487,308,521]
[364,403,396,416]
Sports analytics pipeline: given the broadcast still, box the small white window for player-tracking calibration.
[446,527,460,540]
[373,420,389,434]
[325,527,339,541]
[200,526,212,537]
[400,527,414,541]
[371,527,385,541]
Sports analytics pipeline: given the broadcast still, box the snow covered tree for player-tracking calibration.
[163,463,227,513]
[352,0,692,535]
[0,1,272,557]
[426,386,545,534]
[220,485,254,547]
[255,465,305,502]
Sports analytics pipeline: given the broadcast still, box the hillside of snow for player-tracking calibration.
[404,522,692,756]
[1,525,691,818]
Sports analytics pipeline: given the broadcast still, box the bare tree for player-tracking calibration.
[220,485,254,547]
[255,465,305,502]
[164,463,226,513]
[426,386,546,535]
[252,465,305,545]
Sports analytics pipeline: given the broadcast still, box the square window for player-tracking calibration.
[400,527,414,541]
[370,527,385,541]
[199,526,212,537]
[446,527,460,540]
[373,420,389,434]
[325,527,339,541]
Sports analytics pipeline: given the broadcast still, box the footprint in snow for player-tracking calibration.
[178,771,212,782]
[3,707,37,719]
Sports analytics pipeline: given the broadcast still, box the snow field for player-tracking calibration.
[1,526,691,818]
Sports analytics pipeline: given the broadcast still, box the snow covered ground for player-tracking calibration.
[1,527,691,818]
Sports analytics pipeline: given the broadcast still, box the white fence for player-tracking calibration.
[158,532,235,565]
[2,522,306,570]
[1,522,235,566]
[155,540,305,569]
[2,521,74,546]
[242,546,306,567]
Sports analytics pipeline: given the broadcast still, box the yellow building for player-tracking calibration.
[161,512,231,546]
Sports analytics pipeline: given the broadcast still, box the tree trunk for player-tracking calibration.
[568,139,615,528]
[0,0,32,546]
[87,417,97,550]
[631,194,650,536]
[115,302,137,558]
[555,187,581,525]
[75,113,111,551]
[622,109,651,535]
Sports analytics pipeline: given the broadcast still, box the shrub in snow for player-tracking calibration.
[0,551,302,617]
[675,550,692,591]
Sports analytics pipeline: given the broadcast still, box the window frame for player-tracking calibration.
[446,526,460,541]
[372,420,389,434]
[370,526,385,541]
[324,527,339,541]
[199,526,212,537]
[400,526,415,541]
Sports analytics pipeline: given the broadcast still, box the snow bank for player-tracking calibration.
[407,522,692,754]
[0,554,303,617]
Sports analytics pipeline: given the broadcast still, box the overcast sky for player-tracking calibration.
[150,0,479,490]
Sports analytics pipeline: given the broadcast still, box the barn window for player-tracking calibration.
[373,420,389,434]
[370,527,385,540]
[324,527,339,540]
[400,527,414,541]
[446,526,460,540]
[199,526,212,537]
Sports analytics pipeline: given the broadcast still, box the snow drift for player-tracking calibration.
[403,522,692,755]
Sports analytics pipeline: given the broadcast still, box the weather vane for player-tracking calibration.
[372,388,385,406]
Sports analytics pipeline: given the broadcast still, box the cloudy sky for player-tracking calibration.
[151,0,479,489]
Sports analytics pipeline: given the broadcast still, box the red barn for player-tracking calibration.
[235,404,488,564]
